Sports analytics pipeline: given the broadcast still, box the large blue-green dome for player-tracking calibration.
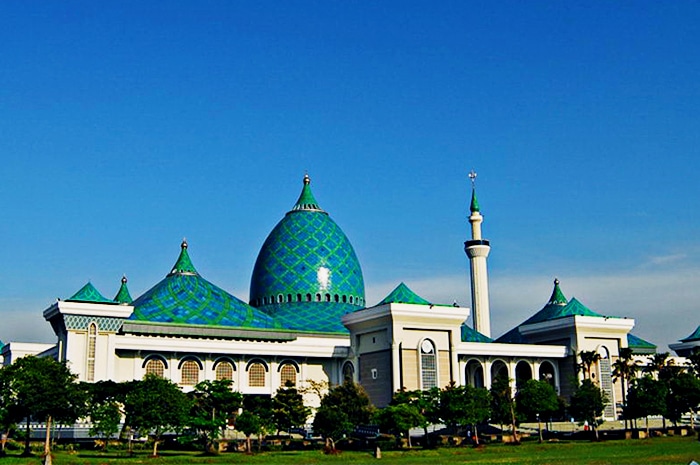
[131,241,275,329]
[250,175,365,333]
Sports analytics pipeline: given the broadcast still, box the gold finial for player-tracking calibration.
[303,172,310,185]
[121,275,128,284]
[181,237,188,249]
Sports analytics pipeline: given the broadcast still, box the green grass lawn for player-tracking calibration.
[2,437,699,465]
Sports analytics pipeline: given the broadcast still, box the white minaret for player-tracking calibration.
[464,170,492,337]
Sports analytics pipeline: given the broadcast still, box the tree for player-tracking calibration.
[665,372,700,428]
[242,395,274,452]
[686,348,700,377]
[569,379,607,440]
[390,388,436,446]
[313,381,374,452]
[0,366,17,456]
[578,351,601,380]
[188,379,243,454]
[83,380,131,451]
[235,410,261,454]
[611,348,639,430]
[124,374,191,457]
[312,405,352,452]
[516,379,558,443]
[437,382,490,444]
[320,381,374,426]
[375,403,423,448]
[2,356,85,461]
[624,375,667,436]
[490,376,520,443]
[271,382,310,435]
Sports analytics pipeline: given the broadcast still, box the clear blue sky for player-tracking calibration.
[1,2,698,350]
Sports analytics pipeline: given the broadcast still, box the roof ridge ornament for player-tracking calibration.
[468,170,480,213]
[290,173,327,214]
[169,239,198,276]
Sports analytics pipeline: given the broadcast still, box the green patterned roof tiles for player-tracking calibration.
[496,280,617,344]
[114,276,133,304]
[461,324,493,343]
[170,240,197,275]
[627,333,657,350]
[547,279,568,305]
[291,174,324,212]
[378,283,431,306]
[130,242,275,329]
[681,325,700,342]
[249,175,365,333]
[67,282,114,303]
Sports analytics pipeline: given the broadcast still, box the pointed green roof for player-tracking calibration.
[681,325,700,343]
[470,188,480,213]
[290,174,325,213]
[547,278,568,305]
[67,282,114,303]
[132,242,275,329]
[496,280,617,344]
[170,240,197,275]
[627,333,657,354]
[377,282,431,306]
[461,324,493,343]
[114,275,133,304]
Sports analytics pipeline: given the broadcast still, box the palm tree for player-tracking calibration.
[579,350,602,381]
[612,348,639,430]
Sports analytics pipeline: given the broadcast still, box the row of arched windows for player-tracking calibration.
[143,357,301,388]
[253,294,364,306]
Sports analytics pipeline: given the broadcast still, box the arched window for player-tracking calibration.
[515,361,533,388]
[86,322,97,382]
[316,293,321,302]
[215,361,234,381]
[181,360,200,385]
[325,293,331,302]
[598,346,615,418]
[145,358,165,378]
[306,293,312,302]
[342,362,355,382]
[248,362,266,387]
[280,363,297,386]
[419,339,437,389]
[539,361,556,387]
[350,296,354,304]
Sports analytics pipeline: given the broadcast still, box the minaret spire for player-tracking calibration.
[464,170,492,337]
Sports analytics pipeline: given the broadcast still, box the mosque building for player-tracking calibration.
[1,174,662,419]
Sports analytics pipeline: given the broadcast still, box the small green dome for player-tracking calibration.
[249,175,365,333]
[131,241,274,328]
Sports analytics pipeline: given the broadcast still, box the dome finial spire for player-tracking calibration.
[170,239,198,276]
[290,172,325,213]
[468,170,480,213]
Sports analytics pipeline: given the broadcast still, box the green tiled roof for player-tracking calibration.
[249,175,365,333]
[547,278,568,305]
[681,325,700,343]
[461,324,493,343]
[170,239,197,275]
[627,333,657,354]
[291,174,323,212]
[496,280,616,343]
[67,282,114,303]
[258,301,358,333]
[377,283,431,306]
[131,242,275,329]
[114,276,133,304]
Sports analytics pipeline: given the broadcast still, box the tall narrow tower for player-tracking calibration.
[464,171,492,337]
